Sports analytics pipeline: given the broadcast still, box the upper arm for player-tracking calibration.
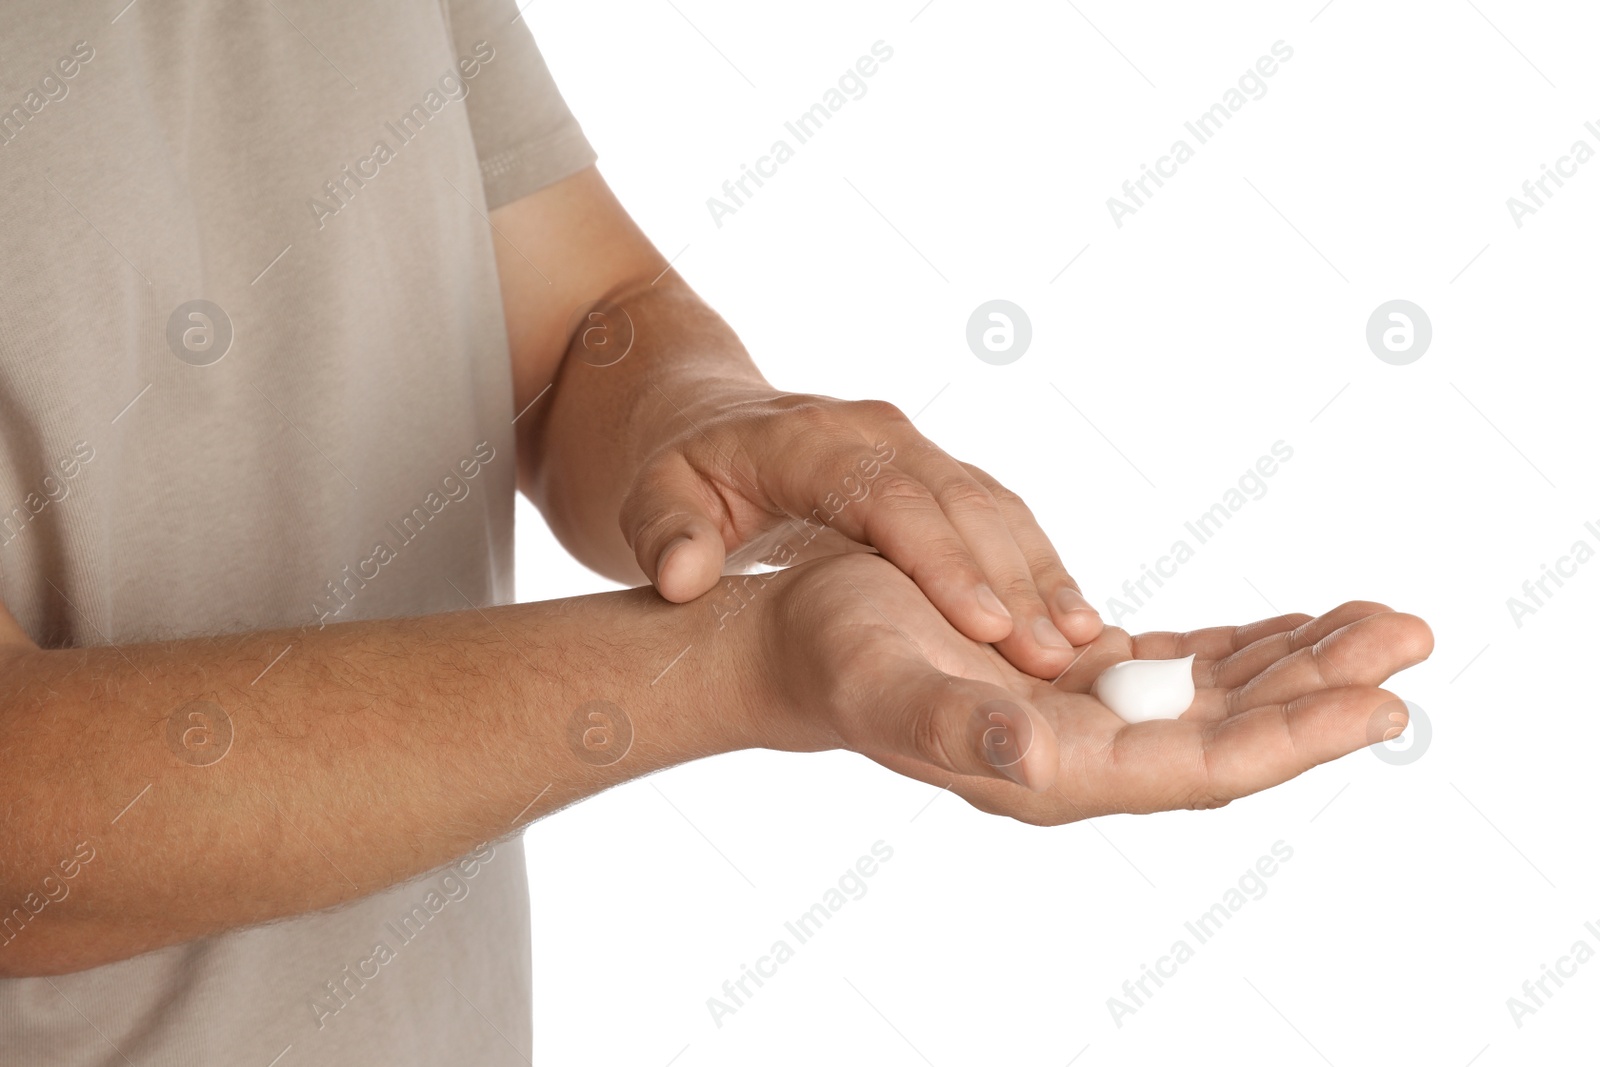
[487,165,668,491]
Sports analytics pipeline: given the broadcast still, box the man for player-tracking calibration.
[0,2,1431,1062]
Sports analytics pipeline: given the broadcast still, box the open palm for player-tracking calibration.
[769,554,1433,825]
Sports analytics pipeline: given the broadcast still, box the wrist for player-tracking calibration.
[611,576,785,764]
[600,284,771,455]
[669,561,828,758]
[712,561,850,756]
[628,374,772,464]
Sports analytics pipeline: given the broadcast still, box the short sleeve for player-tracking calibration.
[447,0,598,210]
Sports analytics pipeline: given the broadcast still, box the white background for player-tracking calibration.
[513,2,1600,1063]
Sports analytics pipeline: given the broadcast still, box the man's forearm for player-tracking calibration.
[491,168,1105,678]
[0,586,761,977]
[526,277,771,582]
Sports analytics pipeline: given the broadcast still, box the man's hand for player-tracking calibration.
[489,168,1099,683]
[748,553,1433,823]
[619,388,1104,680]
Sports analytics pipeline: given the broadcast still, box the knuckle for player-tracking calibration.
[983,477,1026,510]
[872,473,938,510]
[779,399,835,433]
[998,573,1042,603]
[1030,557,1072,584]
[1308,640,1347,688]
[850,398,908,425]
[959,465,1035,518]
[906,549,983,590]
[936,478,1000,515]
[959,460,995,483]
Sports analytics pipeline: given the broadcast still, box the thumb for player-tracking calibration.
[619,453,729,603]
[858,660,1060,793]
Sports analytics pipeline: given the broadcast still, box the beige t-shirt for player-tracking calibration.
[0,1,595,1061]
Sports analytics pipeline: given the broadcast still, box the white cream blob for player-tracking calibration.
[1092,655,1197,724]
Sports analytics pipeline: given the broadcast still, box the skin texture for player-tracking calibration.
[0,164,1434,977]
[492,167,1103,680]
[0,587,750,976]
[0,554,1431,977]
[785,559,1435,822]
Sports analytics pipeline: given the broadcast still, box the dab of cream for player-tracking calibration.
[1092,655,1197,724]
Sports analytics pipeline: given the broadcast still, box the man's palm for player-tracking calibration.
[771,555,1433,825]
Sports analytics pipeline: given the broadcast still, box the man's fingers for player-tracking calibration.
[1207,600,1399,690]
[832,469,1016,644]
[883,447,1073,677]
[962,463,1103,648]
[904,682,1413,822]
[1192,686,1406,805]
[848,659,1060,793]
[1131,612,1311,664]
[811,411,1077,672]
[1101,686,1403,813]
[625,399,1096,679]
[1222,611,1433,713]
[618,454,729,602]
[717,413,1014,643]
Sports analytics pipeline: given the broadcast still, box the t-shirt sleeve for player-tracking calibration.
[447,0,598,210]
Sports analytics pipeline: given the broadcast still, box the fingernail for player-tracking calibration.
[1032,615,1071,650]
[976,584,1011,623]
[656,536,693,580]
